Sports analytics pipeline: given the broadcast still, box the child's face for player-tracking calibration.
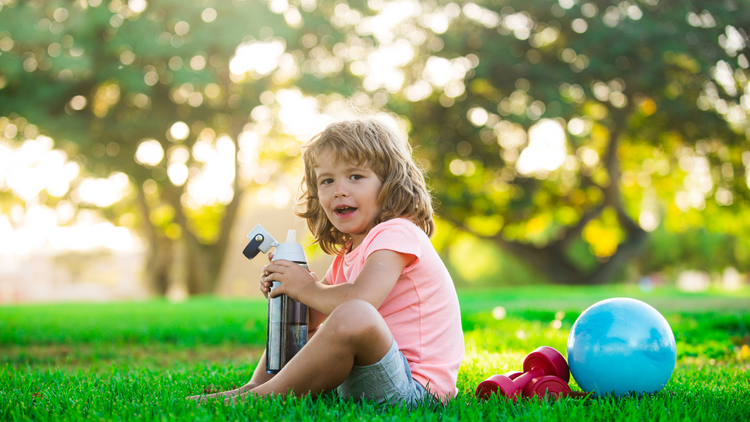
[314,152,383,250]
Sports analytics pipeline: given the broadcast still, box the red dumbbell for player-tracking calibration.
[475,346,570,402]
[476,371,522,400]
[523,374,571,400]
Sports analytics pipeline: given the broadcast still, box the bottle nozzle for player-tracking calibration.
[286,230,297,243]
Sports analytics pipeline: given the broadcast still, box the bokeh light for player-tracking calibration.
[0,133,138,255]
[229,40,286,77]
[135,139,164,166]
[516,119,567,177]
[169,122,190,141]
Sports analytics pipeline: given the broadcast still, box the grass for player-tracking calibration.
[2,286,749,421]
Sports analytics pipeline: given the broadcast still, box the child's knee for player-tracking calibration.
[327,300,386,337]
[331,299,378,321]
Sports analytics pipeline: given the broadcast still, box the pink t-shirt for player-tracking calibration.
[324,218,464,400]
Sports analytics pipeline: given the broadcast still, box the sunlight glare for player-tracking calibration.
[167,146,190,186]
[364,40,413,92]
[186,135,236,206]
[276,89,330,139]
[0,134,138,256]
[468,107,489,126]
[422,56,472,98]
[422,11,450,34]
[2,137,78,201]
[135,139,164,166]
[170,121,190,141]
[25,205,57,232]
[49,222,135,252]
[403,80,433,102]
[516,119,567,177]
[0,216,13,254]
[359,0,421,43]
[229,40,286,77]
[77,173,131,207]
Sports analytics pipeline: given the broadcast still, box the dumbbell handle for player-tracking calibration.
[510,366,546,390]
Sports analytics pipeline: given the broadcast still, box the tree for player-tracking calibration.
[350,0,750,283]
[0,0,348,294]
[3,0,750,292]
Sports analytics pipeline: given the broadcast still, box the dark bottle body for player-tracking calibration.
[266,262,309,374]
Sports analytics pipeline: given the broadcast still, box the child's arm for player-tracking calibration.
[307,290,328,335]
[263,250,413,315]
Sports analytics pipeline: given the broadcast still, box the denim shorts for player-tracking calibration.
[338,339,433,406]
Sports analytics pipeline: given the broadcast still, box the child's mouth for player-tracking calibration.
[335,206,357,216]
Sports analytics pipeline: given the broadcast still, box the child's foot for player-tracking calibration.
[185,388,243,406]
[224,390,255,405]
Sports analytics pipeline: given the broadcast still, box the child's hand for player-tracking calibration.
[258,253,275,299]
[262,259,317,301]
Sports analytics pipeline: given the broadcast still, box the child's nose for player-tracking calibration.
[334,184,349,198]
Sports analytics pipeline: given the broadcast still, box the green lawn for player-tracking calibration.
[2,286,749,421]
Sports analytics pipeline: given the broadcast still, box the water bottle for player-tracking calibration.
[242,224,309,374]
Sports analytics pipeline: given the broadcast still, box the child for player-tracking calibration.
[193,117,464,405]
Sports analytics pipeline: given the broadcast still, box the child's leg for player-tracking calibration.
[186,350,274,403]
[242,299,393,399]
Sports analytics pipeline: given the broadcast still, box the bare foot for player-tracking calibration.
[186,388,241,405]
[224,390,259,405]
[187,385,258,406]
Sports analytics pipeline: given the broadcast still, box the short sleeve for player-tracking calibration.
[324,254,343,285]
[324,263,334,285]
[362,219,422,273]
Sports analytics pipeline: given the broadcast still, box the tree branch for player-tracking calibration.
[438,211,586,285]
[548,203,605,250]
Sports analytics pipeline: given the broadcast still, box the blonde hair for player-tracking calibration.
[296,117,434,255]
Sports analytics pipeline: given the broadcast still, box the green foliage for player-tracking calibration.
[443,234,546,286]
[2,0,750,291]
[639,224,747,274]
[184,203,227,244]
[0,0,348,294]
[383,0,750,284]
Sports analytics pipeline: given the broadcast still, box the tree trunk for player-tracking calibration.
[158,124,246,295]
[136,186,171,295]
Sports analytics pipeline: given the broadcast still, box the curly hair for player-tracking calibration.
[295,117,434,255]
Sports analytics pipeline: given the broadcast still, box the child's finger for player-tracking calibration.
[267,278,286,297]
[262,264,281,276]
[264,261,292,275]
[258,274,270,298]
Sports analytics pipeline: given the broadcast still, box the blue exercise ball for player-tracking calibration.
[567,297,676,397]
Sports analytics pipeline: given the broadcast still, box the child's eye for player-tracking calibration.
[350,174,363,180]
[320,178,333,186]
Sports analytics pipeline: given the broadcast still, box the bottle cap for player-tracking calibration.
[272,231,307,264]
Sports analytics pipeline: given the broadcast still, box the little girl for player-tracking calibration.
[195,117,464,405]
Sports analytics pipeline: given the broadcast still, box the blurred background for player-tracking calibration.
[1,0,748,304]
